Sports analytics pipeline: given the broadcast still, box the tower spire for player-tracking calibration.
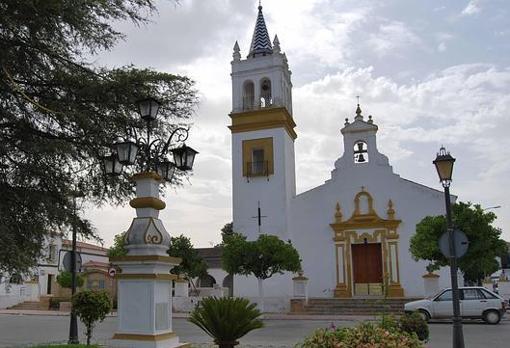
[249,2,273,58]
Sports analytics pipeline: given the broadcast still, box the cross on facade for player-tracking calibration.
[251,201,267,234]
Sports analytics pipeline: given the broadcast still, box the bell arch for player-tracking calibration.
[243,80,255,110]
[259,77,272,107]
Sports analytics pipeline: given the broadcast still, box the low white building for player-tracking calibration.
[228,5,453,304]
[1,236,110,309]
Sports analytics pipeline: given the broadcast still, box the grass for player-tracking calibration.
[29,345,100,348]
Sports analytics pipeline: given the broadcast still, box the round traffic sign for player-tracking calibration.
[439,229,469,258]
[108,267,116,277]
[63,251,82,272]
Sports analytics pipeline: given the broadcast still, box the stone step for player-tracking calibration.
[9,301,48,310]
[293,298,415,315]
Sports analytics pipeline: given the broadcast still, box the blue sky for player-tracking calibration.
[86,0,510,247]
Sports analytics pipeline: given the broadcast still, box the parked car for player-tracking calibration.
[405,286,506,324]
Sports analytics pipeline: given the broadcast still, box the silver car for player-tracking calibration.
[405,286,506,324]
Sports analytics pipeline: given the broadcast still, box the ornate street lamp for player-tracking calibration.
[156,160,177,182]
[102,153,123,176]
[113,141,139,165]
[102,96,197,348]
[171,143,199,171]
[137,97,161,121]
[433,146,464,348]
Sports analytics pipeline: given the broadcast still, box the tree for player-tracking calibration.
[188,297,263,348]
[72,289,112,346]
[410,202,508,284]
[0,0,195,274]
[107,233,128,258]
[56,270,84,288]
[222,233,301,312]
[168,234,208,288]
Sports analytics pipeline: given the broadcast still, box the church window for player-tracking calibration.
[243,80,255,110]
[242,138,274,178]
[260,78,272,108]
[353,141,368,163]
[48,244,57,263]
[251,148,265,175]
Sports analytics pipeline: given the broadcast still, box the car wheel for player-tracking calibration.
[483,310,501,324]
[418,310,430,322]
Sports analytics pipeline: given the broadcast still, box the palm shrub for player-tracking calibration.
[188,297,264,348]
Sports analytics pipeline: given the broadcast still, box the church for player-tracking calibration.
[228,4,453,302]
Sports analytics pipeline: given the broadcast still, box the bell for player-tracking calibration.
[357,153,366,163]
[357,142,364,152]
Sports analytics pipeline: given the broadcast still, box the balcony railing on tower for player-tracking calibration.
[246,160,269,181]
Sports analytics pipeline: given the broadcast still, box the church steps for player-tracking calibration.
[294,298,419,315]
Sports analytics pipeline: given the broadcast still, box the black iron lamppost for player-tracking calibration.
[101,98,198,178]
[68,191,84,345]
[433,146,464,348]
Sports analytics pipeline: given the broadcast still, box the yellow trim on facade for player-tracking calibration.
[112,332,176,341]
[130,172,162,182]
[332,189,404,298]
[242,137,274,177]
[129,197,166,210]
[229,107,297,139]
[115,273,178,281]
[110,255,182,264]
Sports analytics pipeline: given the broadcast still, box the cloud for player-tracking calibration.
[367,21,422,57]
[461,0,483,16]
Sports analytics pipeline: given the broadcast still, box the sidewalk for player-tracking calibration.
[0,308,377,321]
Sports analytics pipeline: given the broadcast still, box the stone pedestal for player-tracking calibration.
[173,279,189,298]
[422,273,440,297]
[292,273,308,300]
[110,172,189,348]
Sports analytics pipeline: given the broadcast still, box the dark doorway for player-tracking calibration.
[47,274,53,295]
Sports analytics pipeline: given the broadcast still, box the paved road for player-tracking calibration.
[0,314,509,347]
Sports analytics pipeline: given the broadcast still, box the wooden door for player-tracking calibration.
[352,243,383,294]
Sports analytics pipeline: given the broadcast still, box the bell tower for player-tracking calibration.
[229,4,296,241]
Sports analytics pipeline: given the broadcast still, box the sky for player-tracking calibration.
[85,0,510,248]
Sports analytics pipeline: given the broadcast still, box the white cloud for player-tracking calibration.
[461,0,483,16]
[367,21,422,56]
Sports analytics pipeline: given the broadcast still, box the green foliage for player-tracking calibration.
[299,321,424,348]
[222,234,301,280]
[56,271,84,289]
[399,312,429,342]
[72,290,112,345]
[410,202,508,284]
[0,0,193,274]
[168,234,208,281]
[188,297,263,347]
[216,222,234,247]
[107,233,128,258]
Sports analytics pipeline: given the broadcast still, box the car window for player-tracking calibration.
[462,289,484,300]
[435,290,452,301]
[480,288,499,299]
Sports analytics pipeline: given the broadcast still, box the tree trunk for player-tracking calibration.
[86,326,92,346]
[257,278,264,313]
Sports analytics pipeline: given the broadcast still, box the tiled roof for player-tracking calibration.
[249,5,273,57]
[62,240,108,253]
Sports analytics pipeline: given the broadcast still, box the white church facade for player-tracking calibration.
[229,5,453,300]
